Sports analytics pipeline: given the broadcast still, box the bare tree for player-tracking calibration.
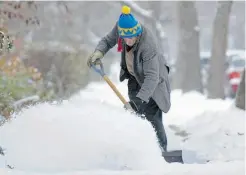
[0,1,40,56]
[147,1,168,56]
[207,1,233,99]
[0,1,40,33]
[235,69,245,110]
[172,1,202,93]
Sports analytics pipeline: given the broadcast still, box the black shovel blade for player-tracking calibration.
[162,150,184,164]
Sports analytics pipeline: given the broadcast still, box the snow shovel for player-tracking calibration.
[90,61,184,164]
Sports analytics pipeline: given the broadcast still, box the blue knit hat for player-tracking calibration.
[118,6,142,38]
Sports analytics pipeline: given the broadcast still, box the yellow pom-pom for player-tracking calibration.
[122,5,131,14]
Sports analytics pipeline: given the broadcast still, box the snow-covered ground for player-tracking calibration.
[0,62,245,175]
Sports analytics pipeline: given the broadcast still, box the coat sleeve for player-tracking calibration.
[136,45,159,103]
[95,22,118,55]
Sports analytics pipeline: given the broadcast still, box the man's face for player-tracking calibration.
[123,37,137,46]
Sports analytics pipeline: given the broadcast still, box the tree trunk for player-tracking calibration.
[207,1,233,99]
[173,1,202,93]
[148,1,166,56]
[233,21,245,50]
[235,69,245,110]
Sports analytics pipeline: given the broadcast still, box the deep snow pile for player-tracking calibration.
[0,62,245,175]
[0,99,165,172]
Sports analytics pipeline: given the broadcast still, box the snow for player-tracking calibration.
[13,95,40,109]
[0,62,245,175]
[226,49,245,58]
[194,26,200,32]
[200,49,245,59]
[229,78,241,85]
[156,22,166,38]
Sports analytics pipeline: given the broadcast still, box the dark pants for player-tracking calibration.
[127,76,168,152]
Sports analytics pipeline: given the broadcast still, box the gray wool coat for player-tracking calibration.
[95,22,171,113]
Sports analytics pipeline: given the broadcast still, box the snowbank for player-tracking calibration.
[0,99,165,173]
[0,62,245,174]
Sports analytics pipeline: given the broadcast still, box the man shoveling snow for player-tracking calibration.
[87,5,183,163]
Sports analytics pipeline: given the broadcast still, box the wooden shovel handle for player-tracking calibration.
[103,75,128,105]
[90,63,128,105]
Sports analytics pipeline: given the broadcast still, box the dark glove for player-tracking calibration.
[124,98,148,116]
[87,50,104,67]
[135,99,148,115]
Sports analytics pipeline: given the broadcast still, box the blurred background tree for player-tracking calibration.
[235,68,245,110]
[207,1,233,99]
[173,1,202,93]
